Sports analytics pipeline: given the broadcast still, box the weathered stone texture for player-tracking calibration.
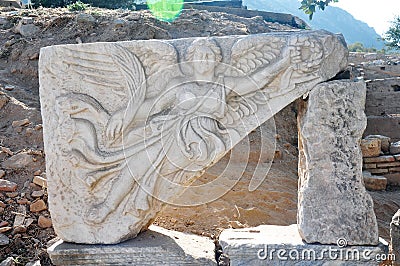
[48,225,216,266]
[391,210,400,266]
[39,31,347,244]
[363,171,387,191]
[361,138,381,158]
[297,80,379,245]
[219,225,388,266]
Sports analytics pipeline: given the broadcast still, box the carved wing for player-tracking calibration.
[226,35,287,76]
[58,43,146,100]
[126,41,183,98]
[221,35,287,126]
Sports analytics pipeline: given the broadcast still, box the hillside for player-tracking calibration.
[244,0,384,49]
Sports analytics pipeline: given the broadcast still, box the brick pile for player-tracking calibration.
[361,135,400,190]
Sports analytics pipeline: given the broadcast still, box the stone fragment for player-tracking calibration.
[366,135,391,153]
[391,141,400,155]
[364,155,395,163]
[34,124,42,131]
[0,202,5,208]
[31,190,43,198]
[11,118,30,127]
[0,179,17,192]
[48,225,216,265]
[33,170,41,176]
[14,20,39,37]
[39,31,348,244]
[0,95,9,109]
[25,261,41,266]
[390,167,400,173]
[5,192,17,198]
[395,154,400,161]
[0,170,5,178]
[361,138,381,158]
[24,218,34,228]
[1,147,13,156]
[32,176,46,188]
[1,153,34,170]
[4,85,14,91]
[384,173,400,186]
[298,81,378,245]
[75,13,95,24]
[13,205,26,228]
[0,227,11,233]
[390,209,400,266]
[0,221,8,227]
[219,225,388,266]
[38,216,52,228]
[363,171,387,191]
[12,225,26,234]
[30,200,47,212]
[0,235,9,246]
[17,199,29,205]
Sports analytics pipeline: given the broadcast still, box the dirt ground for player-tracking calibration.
[0,6,399,266]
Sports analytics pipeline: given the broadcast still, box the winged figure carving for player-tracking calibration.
[39,31,346,243]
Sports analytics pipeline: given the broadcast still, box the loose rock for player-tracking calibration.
[1,153,34,170]
[32,176,47,188]
[38,216,52,228]
[30,199,47,212]
[391,141,400,155]
[12,118,30,127]
[76,13,95,23]
[0,179,17,192]
[0,234,10,246]
[31,190,44,198]
[0,170,5,178]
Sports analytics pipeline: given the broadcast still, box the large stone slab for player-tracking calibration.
[48,225,216,265]
[219,225,388,266]
[297,80,379,245]
[39,30,347,243]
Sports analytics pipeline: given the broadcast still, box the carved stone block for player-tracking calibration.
[48,225,216,265]
[297,80,379,245]
[219,225,388,266]
[39,30,347,244]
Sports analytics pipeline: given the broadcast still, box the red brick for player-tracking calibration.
[389,167,400,173]
[376,162,400,168]
[364,155,395,163]
[363,163,377,169]
[369,168,389,174]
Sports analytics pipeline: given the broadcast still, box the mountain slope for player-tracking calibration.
[244,0,384,49]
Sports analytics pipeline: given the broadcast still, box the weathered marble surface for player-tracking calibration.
[39,30,347,244]
[391,209,400,266]
[219,225,388,266]
[297,80,379,245]
[48,225,216,265]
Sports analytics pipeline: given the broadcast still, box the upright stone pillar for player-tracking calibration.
[297,80,379,245]
[391,209,400,266]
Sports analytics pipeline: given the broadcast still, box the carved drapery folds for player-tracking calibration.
[39,30,347,244]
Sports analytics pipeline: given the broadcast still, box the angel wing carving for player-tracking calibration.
[220,35,287,126]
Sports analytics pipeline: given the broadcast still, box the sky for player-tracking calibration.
[332,0,400,36]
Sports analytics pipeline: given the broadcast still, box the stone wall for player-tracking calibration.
[362,135,400,188]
